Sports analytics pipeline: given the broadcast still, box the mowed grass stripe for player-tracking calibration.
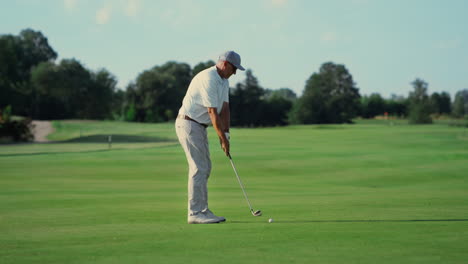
[1,120,468,264]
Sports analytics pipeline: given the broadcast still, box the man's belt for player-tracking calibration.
[177,115,208,128]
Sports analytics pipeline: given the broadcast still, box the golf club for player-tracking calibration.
[228,153,262,217]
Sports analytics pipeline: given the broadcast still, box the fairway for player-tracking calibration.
[1,120,468,263]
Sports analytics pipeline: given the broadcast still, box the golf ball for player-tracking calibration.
[268,218,273,223]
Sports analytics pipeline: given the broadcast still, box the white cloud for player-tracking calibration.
[124,0,140,17]
[64,0,77,11]
[96,5,112,25]
[159,2,203,28]
[94,0,142,25]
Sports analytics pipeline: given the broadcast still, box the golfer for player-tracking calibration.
[176,51,245,224]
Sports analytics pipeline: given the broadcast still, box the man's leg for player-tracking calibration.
[175,119,211,215]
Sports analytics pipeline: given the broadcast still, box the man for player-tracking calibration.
[175,51,245,224]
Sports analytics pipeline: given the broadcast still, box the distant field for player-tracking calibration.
[0,121,178,156]
[1,120,468,263]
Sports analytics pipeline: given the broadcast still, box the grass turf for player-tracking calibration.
[1,120,468,263]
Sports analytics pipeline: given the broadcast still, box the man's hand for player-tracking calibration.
[220,136,230,156]
[218,132,230,156]
[208,107,230,156]
[220,132,230,144]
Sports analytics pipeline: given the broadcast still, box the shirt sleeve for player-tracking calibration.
[200,77,218,108]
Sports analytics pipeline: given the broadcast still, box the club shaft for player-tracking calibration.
[228,156,254,212]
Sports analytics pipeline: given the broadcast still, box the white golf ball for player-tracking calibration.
[268,218,273,223]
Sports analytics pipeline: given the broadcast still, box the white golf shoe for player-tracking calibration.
[203,209,226,222]
[188,212,221,224]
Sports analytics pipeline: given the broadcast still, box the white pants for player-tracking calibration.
[175,119,212,216]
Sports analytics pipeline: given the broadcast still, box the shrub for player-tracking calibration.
[0,106,34,143]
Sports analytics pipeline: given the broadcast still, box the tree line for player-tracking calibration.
[1,29,468,131]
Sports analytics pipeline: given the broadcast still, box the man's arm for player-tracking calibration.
[208,107,229,156]
[220,102,230,133]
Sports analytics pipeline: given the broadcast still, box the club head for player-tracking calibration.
[252,210,262,216]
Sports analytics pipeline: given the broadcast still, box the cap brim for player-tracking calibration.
[235,64,245,71]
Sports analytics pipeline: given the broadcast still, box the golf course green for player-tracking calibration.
[1,120,468,263]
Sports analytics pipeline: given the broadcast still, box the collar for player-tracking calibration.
[213,66,226,82]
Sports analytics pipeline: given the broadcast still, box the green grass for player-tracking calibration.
[1,120,468,263]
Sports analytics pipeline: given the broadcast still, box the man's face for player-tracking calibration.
[224,61,237,79]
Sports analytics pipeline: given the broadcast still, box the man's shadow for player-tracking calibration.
[230,219,468,224]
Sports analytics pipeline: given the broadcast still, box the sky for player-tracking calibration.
[1,0,467,98]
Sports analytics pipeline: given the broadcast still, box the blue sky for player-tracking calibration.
[2,0,467,98]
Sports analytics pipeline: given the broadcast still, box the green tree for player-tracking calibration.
[230,70,265,126]
[0,35,20,109]
[122,84,140,122]
[111,89,126,120]
[79,69,117,119]
[30,61,67,119]
[31,59,92,119]
[2,29,120,120]
[360,93,386,118]
[452,89,468,118]
[408,78,433,124]
[131,61,192,122]
[290,62,360,124]
[264,88,297,102]
[263,93,293,126]
[385,94,408,117]
[17,29,57,79]
[0,29,57,116]
[430,92,451,115]
[439,92,452,114]
[31,59,116,119]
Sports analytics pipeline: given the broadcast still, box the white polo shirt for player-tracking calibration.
[178,66,229,125]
